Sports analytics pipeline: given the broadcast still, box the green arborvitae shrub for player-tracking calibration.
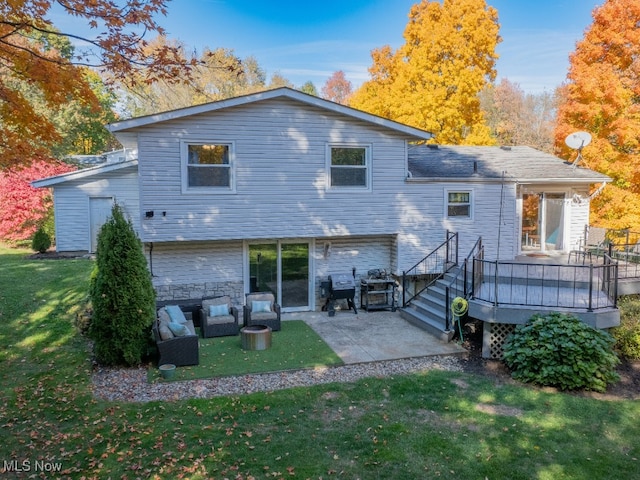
[88,204,156,366]
[502,312,620,393]
[613,296,640,360]
[31,227,51,253]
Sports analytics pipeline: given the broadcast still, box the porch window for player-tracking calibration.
[447,191,472,218]
[328,145,371,190]
[182,142,234,192]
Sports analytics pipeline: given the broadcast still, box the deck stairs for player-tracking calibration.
[400,266,465,342]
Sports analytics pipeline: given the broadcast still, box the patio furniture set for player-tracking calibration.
[152,292,281,366]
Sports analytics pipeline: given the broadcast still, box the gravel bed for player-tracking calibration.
[92,355,464,403]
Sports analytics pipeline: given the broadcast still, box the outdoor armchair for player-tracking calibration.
[244,292,281,331]
[199,295,240,338]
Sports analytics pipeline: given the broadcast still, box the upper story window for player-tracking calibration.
[446,190,472,218]
[182,142,234,193]
[328,145,371,190]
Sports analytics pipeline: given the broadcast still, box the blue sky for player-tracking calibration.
[58,0,604,94]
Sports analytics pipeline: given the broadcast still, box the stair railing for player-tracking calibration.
[443,237,483,331]
[402,231,458,307]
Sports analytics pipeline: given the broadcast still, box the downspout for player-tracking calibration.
[496,171,505,260]
[148,242,154,277]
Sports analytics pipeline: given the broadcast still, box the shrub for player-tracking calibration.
[31,227,51,253]
[613,296,640,359]
[75,302,93,336]
[88,204,156,366]
[503,312,620,393]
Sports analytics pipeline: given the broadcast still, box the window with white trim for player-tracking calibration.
[328,145,370,190]
[183,143,234,192]
[446,191,472,218]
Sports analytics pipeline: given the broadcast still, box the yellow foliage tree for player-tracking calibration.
[555,0,640,230]
[350,0,500,145]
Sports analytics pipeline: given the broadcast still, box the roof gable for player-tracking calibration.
[32,160,138,188]
[107,87,433,141]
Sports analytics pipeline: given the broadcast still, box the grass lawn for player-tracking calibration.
[149,320,343,382]
[1,243,639,479]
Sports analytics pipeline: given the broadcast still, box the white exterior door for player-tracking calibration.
[89,197,113,253]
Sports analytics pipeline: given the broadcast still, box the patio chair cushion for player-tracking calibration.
[158,322,173,340]
[157,308,174,340]
[250,311,278,322]
[251,300,272,313]
[165,305,187,324]
[168,321,190,337]
[206,313,236,325]
[209,303,229,317]
[158,308,171,324]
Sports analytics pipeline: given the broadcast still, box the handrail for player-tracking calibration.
[402,231,458,307]
[471,255,619,311]
[443,237,482,330]
[606,239,640,280]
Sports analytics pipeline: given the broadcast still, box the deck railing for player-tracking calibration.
[402,231,458,307]
[443,237,483,330]
[472,255,618,311]
[606,231,640,280]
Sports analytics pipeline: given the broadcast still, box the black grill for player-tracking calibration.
[325,273,358,316]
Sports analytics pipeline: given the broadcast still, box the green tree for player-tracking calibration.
[300,81,318,96]
[51,70,120,156]
[88,205,156,366]
[554,0,640,229]
[350,0,500,145]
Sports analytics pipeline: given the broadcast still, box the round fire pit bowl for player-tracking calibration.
[241,325,272,350]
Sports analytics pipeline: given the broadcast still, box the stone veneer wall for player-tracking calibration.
[155,281,244,306]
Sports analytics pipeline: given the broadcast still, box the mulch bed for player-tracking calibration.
[458,320,640,401]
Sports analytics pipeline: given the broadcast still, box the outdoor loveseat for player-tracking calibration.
[152,305,199,366]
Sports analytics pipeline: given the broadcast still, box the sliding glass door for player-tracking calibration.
[248,241,310,311]
[521,192,565,253]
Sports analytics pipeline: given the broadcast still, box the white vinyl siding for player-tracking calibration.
[134,97,407,243]
[51,168,139,252]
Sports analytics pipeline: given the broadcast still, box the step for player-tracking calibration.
[409,297,447,325]
[400,307,455,342]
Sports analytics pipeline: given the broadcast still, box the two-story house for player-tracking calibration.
[34,88,610,315]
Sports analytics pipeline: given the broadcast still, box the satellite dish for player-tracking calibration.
[565,131,592,150]
[565,131,592,168]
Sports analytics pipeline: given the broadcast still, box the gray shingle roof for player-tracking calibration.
[408,145,610,183]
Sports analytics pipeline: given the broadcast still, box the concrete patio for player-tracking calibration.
[282,309,466,364]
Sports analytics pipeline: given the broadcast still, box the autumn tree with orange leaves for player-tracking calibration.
[350,0,500,145]
[322,71,353,105]
[0,0,199,169]
[555,0,640,230]
[481,79,556,153]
